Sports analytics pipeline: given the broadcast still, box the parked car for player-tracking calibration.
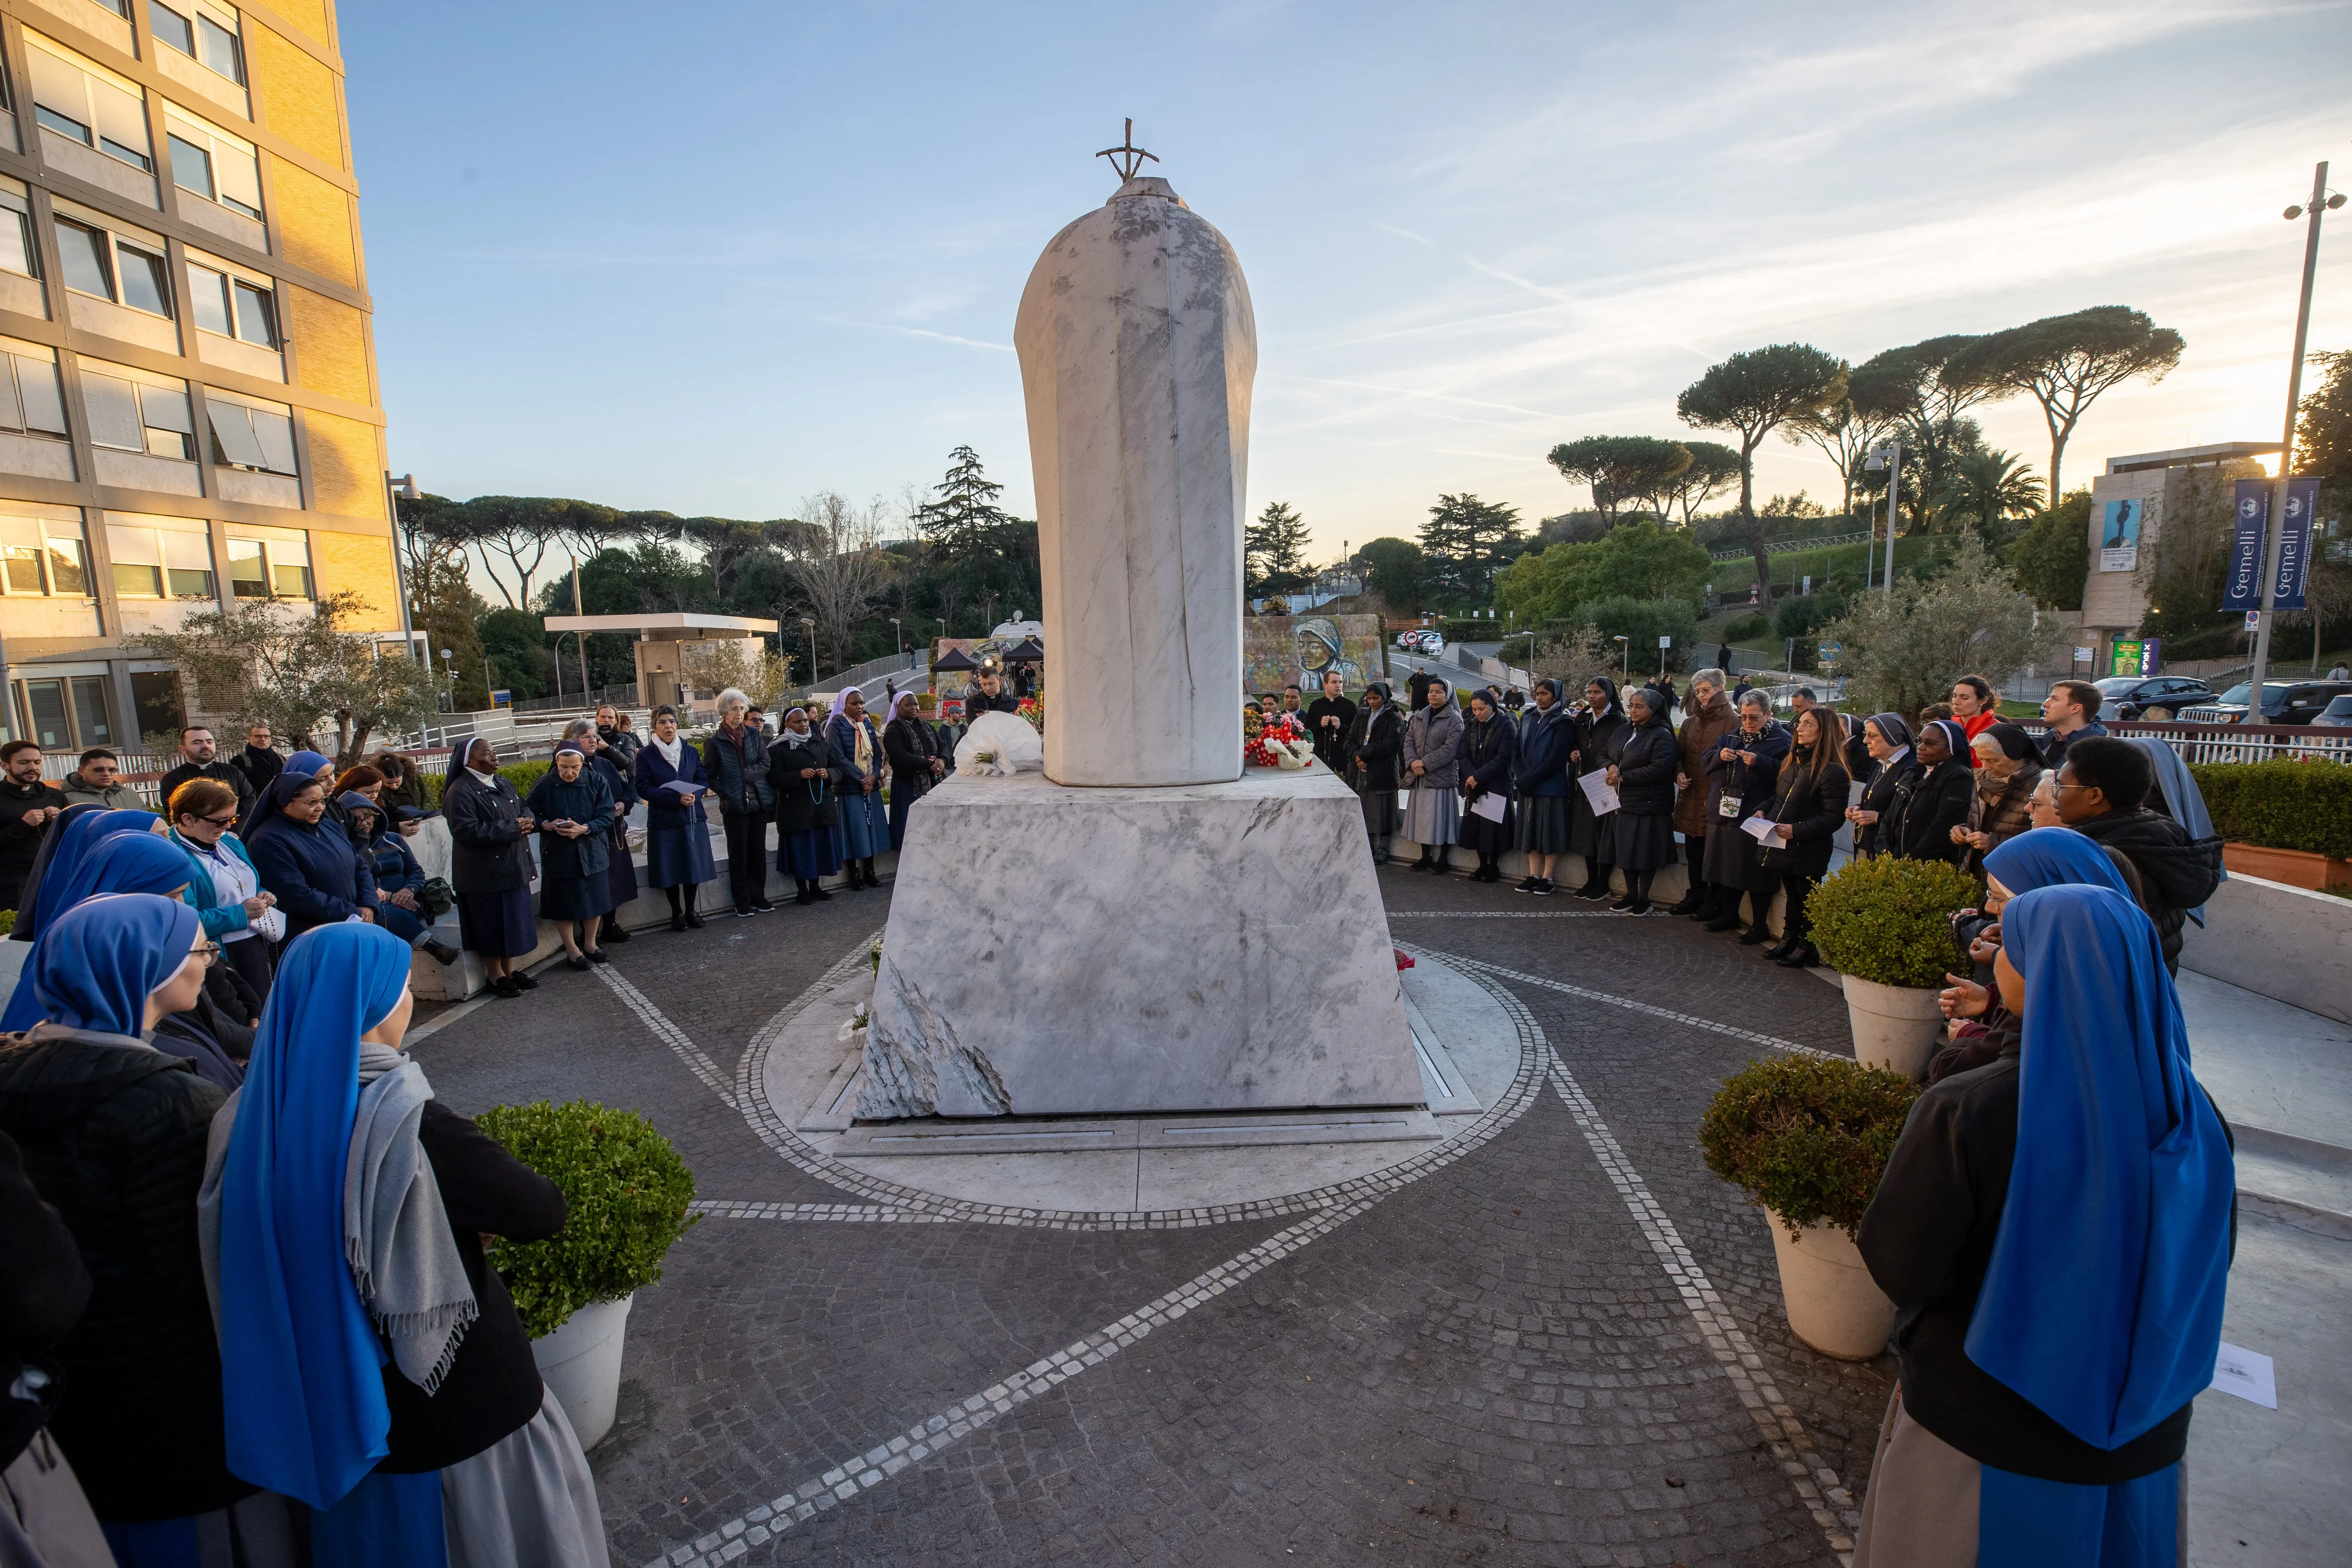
[2312,694,2352,728]
[1418,631,1445,655]
[2092,674,2214,720]
[2181,680,2352,725]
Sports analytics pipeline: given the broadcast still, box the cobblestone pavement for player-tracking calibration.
[410,865,1894,1567]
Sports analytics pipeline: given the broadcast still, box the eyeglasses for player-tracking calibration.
[2055,782,2097,792]
[194,942,222,966]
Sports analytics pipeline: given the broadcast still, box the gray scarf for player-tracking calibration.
[345,1055,478,1393]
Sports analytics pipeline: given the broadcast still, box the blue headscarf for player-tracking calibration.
[285,750,334,782]
[242,766,328,844]
[216,922,416,1509]
[1,829,197,1031]
[1982,826,2133,900]
[12,807,156,944]
[25,893,199,1036]
[1964,884,2234,1450]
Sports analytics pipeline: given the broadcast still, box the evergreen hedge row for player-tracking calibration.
[2191,759,2352,862]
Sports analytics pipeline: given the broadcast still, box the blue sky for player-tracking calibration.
[342,0,2351,568]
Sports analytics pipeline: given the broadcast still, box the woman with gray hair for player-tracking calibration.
[562,719,639,939]
[1700,689,1789,939]
[701,688,774,918]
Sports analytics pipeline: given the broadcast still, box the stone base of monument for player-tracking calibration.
[858,763,1420,1120]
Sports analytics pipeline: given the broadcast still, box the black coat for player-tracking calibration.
[1573,702,1626,779]
[0,779,68,910]
[227,744,282,799]
[379,1102,565,1472]
[1853,752,1915,857]
[1304,696,1357,771]
[1704,720,1790,820]
[1455,713,1517,803]
[523,769,614,886]
[156,758,255,826]
[962,684,1019,718]
[1606,716,1679,817]
[1760,754,1853,878]
[0,1031,247,1521]
[596,726,641,769]
[768,733,847,835]
[1858,1047,2221,1484]
[882,716,938,783]
[1344,705,1405,792]
[1,1127,90,1469]
[443,771,534,896]
[1886,759,1973,863]
[1512,704,1575,798]
[703,724,773,816]
[2070,809,2226,974]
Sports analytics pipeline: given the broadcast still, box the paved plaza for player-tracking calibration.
[403,869,2347,1568]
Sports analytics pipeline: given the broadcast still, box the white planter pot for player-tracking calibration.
[1839,974,1945,1081]
[530,1293,633,1450]
[1766,1213,1895,1361]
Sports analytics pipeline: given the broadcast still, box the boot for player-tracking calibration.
[862,858,881,889]
[812,876,833,901]
[1703,910,1744,933]
[1775,940,1819,969]
[683,888,705,929]
[1412,848,1435,873]
[1371,836,1393,865]
[795,879,816,907]
[423,939,461,967]
[1764,931,1801,961]
[667,887,686,934]
[1666,883,1708,918]
[1738,922,1775,946]
[603,921,632,944]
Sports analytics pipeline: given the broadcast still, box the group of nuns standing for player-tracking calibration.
[0,898,607,1568]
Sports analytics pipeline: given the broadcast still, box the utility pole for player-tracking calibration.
[570,560,590,695]
[1865,443,1902,595]
[2247,161,2340,714]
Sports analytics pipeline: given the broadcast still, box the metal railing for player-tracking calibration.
[2011,718,2352,766]
[1707,529,1871,562]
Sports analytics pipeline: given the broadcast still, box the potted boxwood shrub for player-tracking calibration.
[478,1099,698,1448]
[1806,855,1975,1079]
[1700,1055,1920,1360]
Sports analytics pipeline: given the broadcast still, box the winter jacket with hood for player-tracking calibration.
[1672,687,1739,836]
[1403,699,1464,792]
[0,1029,248,1522]
[2069,809,2225,973]
[1606,701,1681,817]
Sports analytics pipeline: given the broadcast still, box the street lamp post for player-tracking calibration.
[1864,443,1902,595]
[2247,161,2343,711]
[801,617,817,686]
[890,617,903,664]
[439,648,455,713]
[1613,634,1629,683]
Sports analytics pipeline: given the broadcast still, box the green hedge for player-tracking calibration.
[413,759,549,809]
[1808,855,1976,988]
[477,1099,699,1338]
[2191,760,2352,861]
[1700,1056,1920,1238]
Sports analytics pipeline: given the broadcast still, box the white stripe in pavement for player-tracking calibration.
[595,965,739,1107]
[645,1202,1374,1568]
[1541,1056,1862,1562]
[1434,950,1842,1061]
[690,1200,950,1223]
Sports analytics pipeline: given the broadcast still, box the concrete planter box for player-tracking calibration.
[530,1293,632,1450]
[2222,841,2352,894]
[1766,1213,1894,1361]
[1839,974,1944,1081]
[2182,870,2352,1026]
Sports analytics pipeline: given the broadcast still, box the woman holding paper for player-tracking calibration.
[443,739,539,999]
[633,704,715,932]
[1509,679,1574,896]
[1402,679,1463,875]
[1850,883,2233,1567]
[1601,686,1678,913]
[1565,679,1624,900]
[1455,689,1517,883]
[525,745,615,969]
[1343,683,1404,864]
[1700,690,1789,939]
[1756,707,1852,967]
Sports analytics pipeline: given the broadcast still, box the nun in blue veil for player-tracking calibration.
[6,805,158,944]
[199,922,605,1568]
[1854,883,2234,1567]
[0,828,195,1031]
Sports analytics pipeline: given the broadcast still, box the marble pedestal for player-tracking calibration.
[860,764,1417,1119]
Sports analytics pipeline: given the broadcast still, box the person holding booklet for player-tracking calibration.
[1751,707,1852,969]
[1454,689,1517,882]
[1698,690,1789,941]
[633,705,716,932]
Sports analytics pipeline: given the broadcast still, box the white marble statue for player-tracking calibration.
[1015,174,1255,788]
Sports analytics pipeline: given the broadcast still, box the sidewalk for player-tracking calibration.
[2177,972,2352,1566]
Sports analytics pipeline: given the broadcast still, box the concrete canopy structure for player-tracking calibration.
[543,611,779,711]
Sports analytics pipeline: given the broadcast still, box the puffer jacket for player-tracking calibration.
[703,723,774,816]
[2071,809,2225,973]
[1672,688,1739,835]
[1403,702,1464,792]
[0,1029,247,1522]
[1607,711,1681,817]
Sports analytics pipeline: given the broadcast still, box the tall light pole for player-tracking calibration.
[890,617,903,661]
[1864,442,1902,595]
[2247,161,2343,713]
[801,616,817,686]
[1613,634,1629,683]
[439,647,455,713]
[385,472,419,648]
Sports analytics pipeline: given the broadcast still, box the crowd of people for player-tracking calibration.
[1314,666,2224,977]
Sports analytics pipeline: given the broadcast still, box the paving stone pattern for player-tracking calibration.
[411,864,1893,1565]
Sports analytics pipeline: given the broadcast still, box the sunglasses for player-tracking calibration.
[200,813,236,827]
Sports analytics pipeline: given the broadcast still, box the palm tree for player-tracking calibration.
[1935,448,2045,545]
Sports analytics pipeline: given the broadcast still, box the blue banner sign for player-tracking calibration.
[2224,478,2321,612]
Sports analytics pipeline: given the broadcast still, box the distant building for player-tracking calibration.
[0,0,404,756]
[2079,441,2280,671]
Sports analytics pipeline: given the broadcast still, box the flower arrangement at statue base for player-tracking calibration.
[1245,711,1313,769]
[1015,696,1044,733]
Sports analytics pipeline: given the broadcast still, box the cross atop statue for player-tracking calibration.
[1095,118,1158,182]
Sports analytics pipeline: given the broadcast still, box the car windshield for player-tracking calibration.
[2093,677,2141,695]
[2214,683,2294,706]
[2324,696,2352,715]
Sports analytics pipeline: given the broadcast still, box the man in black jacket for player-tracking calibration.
[0,741,66,913]
[226,723,281,799]
[963,667,1020,718]
[2057,736,2223,973]
[156,726,255,827]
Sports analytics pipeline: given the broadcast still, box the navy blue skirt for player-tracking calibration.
[782,828,842,880]
[836,785,887,860]
[605,825,639,908]
[456,885,537,957]
[643,820,716,888]
[540,872,614,922]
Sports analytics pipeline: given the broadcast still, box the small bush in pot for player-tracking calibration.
[476,1099,699,1338]
[1699,1055,1920,1239]
[1806,855,1976,988]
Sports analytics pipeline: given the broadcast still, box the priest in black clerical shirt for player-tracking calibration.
[1303,669,1357,774]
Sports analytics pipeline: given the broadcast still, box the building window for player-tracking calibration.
[55,220,174,319]
[130,671,184,741]
[226,527,309,599]
[0,515,91,598]
[0,349,70,439]
[26,37,152,172]
[13,676,115,750]
[81,368,195,459]
[149,2,243,87]
[107,521,214,598]
[0,194,35,280]
[163,109,260,221]
[186,262,275,347]
[205,391,295,474]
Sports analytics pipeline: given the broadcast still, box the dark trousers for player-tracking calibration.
[1780,872,1818,941]
[1682,833,1710,903]
[721,808,767,910]
[221,933,272,1002]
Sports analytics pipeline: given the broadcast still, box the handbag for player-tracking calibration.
[417,876,456,922]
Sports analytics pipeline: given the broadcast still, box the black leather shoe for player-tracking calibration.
[565,954,593,972]
[602,923,632,944]
[1738,927,1772,945]
[670,911,688,932]
[423,939,462,966]
[1576,884,1613,901]
[1703,913,1744,933]
[1775,942,1820,969]
[1665,895,1706,917]
[685,908,705,929]
[488,976,521,999]
[585,949,611,965]
[511,970,540,990]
